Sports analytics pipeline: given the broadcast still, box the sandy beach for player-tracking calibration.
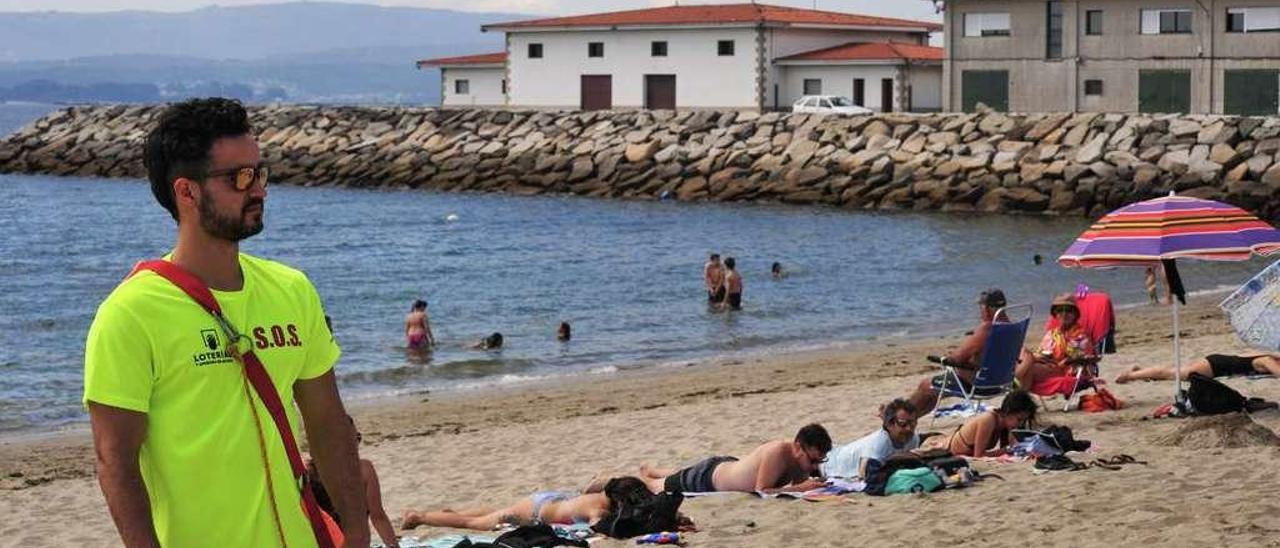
[4,295,1280,548]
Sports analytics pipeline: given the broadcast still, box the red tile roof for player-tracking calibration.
[483,3,941,32]
[416,52,508,68]
[777,42,944,62]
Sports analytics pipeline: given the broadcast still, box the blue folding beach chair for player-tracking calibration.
[930,305,1031,426]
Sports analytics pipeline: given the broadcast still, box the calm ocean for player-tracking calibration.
[0,103,1266,433]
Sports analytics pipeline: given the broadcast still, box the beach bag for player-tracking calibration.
[129,261,343,548]
[1079,388,1124,413]
[1187,373,1247,415]
[884,468,943,495]
[864,452,928,496]
[590,491,683,539]
[1039,425,1091,453]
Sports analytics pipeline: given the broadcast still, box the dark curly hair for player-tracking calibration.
[144,97,252,221]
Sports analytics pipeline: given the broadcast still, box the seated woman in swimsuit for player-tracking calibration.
[1016,294,1097,391]
[401,476,656,531]
[1116,353,1280,383]
[928,390,1037,458]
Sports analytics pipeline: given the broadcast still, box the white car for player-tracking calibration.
[792,95,873,115]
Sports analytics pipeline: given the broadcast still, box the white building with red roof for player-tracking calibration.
[417,3,942,112]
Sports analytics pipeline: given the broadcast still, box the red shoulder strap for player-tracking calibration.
[129,260,339,548]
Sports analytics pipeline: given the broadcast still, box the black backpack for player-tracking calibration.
[590,491,684,539]
[863,452,928,496]
[1187,372,1247,415]
[1184,373,1279,414]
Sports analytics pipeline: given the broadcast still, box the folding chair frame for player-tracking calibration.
[930,304,1032,427]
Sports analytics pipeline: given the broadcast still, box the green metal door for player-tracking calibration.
[1138,70,1191,113]
[1224,70,1279,116]
[961,70,1009,112]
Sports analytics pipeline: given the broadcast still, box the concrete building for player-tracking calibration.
[416,52,508,107]
[416,3,943,112]
[938,0,1280,114]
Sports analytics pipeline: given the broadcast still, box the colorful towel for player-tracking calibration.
[757,479,867,501]
[401,534,496,548]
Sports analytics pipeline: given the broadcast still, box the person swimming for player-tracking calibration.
[557,322,571,342]
[474,332,503,350]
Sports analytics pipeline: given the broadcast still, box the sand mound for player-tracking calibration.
[1152,413,1280,449]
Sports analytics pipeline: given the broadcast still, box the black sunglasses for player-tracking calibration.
[890,417,917,428]
[204,165,269,191]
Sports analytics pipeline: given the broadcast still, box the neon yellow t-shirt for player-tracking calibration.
[83,253,341,548]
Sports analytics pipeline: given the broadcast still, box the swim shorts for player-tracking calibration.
[726,293,742,310]
[664,456,738,494]
[709,287,726,304]
[530,491,574,524]
[1206,354,1258,377]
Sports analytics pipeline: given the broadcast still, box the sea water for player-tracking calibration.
[0,103,1266,433]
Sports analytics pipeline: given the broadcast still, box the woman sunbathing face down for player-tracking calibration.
[400,477,694,533]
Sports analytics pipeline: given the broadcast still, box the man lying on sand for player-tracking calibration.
[821,399,919,479]
[1116,353,1280,384]
[402,476,678,531]
[905,288,1009,418]
[637,423,831,495]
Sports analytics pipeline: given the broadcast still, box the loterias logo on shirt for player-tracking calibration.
[192,328,236,366]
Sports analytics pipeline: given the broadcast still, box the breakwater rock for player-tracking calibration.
[3,105,1280,219]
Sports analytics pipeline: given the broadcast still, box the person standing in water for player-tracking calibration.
[405,299,434,350]
[704,253,725,305]
[724,257,743,311]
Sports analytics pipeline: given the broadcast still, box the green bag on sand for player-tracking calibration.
[884,467,943,495]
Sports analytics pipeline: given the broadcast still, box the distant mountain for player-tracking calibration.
[0,3,524,104]
[0,2,520,62]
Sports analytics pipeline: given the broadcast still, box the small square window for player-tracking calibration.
[717,40,735,56]
[528,43,543,58]
[651,41,668,57]
[1086,10,1103,35]
[1084,79,1103,96]
[455,79,470,95]
[588,42,604,58]
[803,79,822,95]
[1158,10,1192,33]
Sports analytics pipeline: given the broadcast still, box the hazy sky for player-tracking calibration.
[0,0,940,21]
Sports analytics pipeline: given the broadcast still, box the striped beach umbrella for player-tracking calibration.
[1059,195,1280,268]
[1057,194,1280,405]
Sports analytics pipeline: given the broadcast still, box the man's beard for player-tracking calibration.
[198,188,264,242]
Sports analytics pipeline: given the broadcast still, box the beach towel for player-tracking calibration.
[404,534,495,548]
[932,401,989,418]
[756,479,867,501]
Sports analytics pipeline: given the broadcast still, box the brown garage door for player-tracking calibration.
[581,75,612,111]
[645,74,676,110]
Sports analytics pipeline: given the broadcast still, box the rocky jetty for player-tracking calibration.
[3,105,1279,219]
